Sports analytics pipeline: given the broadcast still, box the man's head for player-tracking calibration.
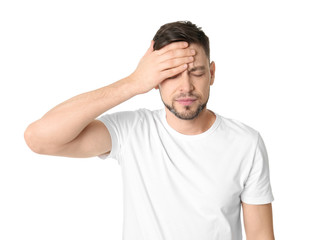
[153,21,215,121]
[153,21,210,60]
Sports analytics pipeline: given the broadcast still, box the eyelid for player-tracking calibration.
[191,73,205,76]
[166,72,204,80]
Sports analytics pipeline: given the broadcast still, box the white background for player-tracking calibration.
[1,0,314,239]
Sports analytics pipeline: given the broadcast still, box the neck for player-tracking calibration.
[165,107,216,135]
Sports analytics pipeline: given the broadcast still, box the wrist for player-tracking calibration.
[120,75,142,96]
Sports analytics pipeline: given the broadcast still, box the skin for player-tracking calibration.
[242,202,275,240]
[155,43,275,240]
[154,43,216,135]
[24,41,196,157]
[24,38,275,239]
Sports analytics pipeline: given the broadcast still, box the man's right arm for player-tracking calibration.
[24,41,195,158]
[24,77,138,158]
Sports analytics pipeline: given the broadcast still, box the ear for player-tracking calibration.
[209,61,215,85]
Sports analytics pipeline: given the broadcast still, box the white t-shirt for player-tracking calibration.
[97,107,274,240]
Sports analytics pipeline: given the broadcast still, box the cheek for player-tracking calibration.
[198,78,210,95]
[160,79,178,93]
[159,84,172,99]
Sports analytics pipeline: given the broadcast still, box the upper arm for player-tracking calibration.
[51,119,112,158]
[242,202,275,240]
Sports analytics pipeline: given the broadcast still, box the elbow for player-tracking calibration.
[24,123,46,154]
[24,121,63,155]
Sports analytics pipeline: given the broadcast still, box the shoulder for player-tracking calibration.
[99,108,146,119]
[99,107,161,126]
[217,113,260,144]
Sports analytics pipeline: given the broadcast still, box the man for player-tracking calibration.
[24,21,275,240]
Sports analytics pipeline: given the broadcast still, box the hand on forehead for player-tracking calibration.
[186,43,208,70]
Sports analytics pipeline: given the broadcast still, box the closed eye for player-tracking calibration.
[191,73,204,77]
[166,72,204,80]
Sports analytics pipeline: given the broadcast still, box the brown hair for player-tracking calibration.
[153,21,210,60]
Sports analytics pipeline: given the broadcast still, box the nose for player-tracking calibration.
[178,70,194,92]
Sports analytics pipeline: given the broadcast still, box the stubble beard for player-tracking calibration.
[161,91,210,120]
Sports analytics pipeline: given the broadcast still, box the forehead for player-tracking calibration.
[187,43,209,69]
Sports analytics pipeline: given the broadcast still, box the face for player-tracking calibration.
[156,43,215,120]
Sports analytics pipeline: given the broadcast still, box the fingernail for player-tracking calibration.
[191,49,196,54]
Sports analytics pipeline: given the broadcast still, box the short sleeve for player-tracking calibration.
[241,132,275,204]
[96,109,141,164]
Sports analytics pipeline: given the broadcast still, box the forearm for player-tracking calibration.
[25,76,138,149]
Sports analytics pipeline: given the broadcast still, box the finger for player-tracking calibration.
[159,48,196,63]
[159,56,194,71]
[149,40,154,52]
[160,63,188,80]
[155,41,189,56]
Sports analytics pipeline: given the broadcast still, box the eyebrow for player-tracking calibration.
[188,66,206,73]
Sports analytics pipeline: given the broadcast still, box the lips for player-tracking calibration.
[176,98,197,101]
[176,98,196,106]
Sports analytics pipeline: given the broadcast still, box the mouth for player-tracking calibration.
[176,99,196,106]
